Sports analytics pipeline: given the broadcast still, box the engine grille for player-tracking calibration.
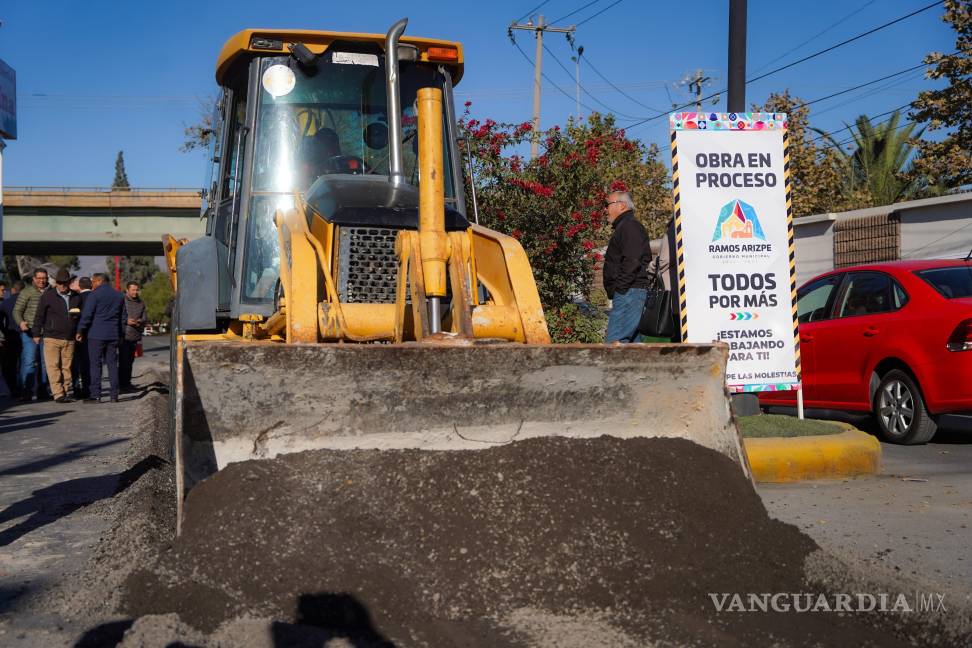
[338,227,402,303]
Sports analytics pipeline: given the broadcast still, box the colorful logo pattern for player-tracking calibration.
[669,112,788,132]
[712,199,766,242]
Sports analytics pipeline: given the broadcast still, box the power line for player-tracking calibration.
[510,37,601,116]
[624,1,943,131]
[752,0,877,74]
[575,0,625,27]
[582,56,664,112]
[809,71,926,118]
[746,0,944,86]
[515,0,553,23]
[541,42,646,119]
[799,61,934,108]
[809,102,915,146]
[550,0,601,25]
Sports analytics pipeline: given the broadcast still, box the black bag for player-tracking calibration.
[638,267,674,338]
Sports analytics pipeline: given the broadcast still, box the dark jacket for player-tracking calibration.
[602,210,652,299]
[34,289,83,340]
[123,296,148,342]
[1,293,20,335]
[78,284,126,341]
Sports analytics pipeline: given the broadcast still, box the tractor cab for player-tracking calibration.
[185,26,468,328]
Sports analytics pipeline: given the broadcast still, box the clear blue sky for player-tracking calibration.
[0,0,955,188]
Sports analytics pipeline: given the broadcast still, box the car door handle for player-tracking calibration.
[863,327,880,337]
[801,334,814,342]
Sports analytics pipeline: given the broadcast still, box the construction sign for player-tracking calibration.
[0,59,15,140]
[670,112,799,393]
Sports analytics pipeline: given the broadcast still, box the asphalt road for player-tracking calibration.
[0,335,169,628]
[759,426,972,607]
[0,335,969,639]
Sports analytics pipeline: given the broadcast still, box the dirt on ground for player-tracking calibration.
[44,393,969,647]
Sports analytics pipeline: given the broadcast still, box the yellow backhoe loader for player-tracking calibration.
[165,19,748,529]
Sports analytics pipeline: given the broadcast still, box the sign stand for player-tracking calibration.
[670,111,802,401]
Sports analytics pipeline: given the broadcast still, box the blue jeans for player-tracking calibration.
[605,288,647,343]
[19,332,48,396]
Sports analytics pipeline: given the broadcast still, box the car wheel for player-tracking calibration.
[873,369,937,445]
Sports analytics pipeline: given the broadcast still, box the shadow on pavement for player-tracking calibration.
[0,455,167,547]
[0,583,30,615]
[73,619,135,648]
[271,592,394,648]
[0,438,127,477]
[0,410,68,435]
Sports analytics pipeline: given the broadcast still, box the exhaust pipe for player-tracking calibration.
[385,18,408,188]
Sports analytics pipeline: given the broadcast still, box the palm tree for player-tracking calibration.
[817,111,924,206]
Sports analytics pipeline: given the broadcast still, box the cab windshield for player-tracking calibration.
[242,54,456,303]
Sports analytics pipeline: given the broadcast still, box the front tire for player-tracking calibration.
[873,369,937,445]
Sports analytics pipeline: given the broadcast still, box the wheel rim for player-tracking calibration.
[878,379,915,436]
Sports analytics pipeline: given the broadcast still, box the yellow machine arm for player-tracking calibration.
[266,86,549,345]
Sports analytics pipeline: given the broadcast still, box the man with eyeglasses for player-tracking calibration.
[602,190,652,343]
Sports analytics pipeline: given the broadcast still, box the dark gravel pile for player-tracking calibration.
[119,436,932,647]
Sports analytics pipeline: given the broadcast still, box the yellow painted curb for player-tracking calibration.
[743,430,881,483]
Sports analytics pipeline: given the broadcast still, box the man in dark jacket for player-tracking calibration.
[0,281,24,396]
[72,276,93,399]
[77,273,126,403]
[119,281,147,392]
[33,268,83,403]
[602,189,652,343]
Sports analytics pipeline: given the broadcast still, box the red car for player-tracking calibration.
[759,259,972,444]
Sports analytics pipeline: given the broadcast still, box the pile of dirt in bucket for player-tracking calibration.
[114,435,957,647]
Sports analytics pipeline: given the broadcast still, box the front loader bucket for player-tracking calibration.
[173,340,748,511]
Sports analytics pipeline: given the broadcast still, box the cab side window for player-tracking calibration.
[798,275,841,323]
[221,91,248,200]
[837,272,901,318]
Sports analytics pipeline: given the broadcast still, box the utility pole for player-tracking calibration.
[509,15,575,159]
[689,72,712,114]
[571,45,584,122]
[727,0,747,112]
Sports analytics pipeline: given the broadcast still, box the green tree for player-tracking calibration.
[818,111,923,206]
[141,272,174,323]
[113,150,130,190]
[753,92,855,217]
[49,255,80,272]
[460,109,669,314]
[106,256,159,287]
[910,0,972,190]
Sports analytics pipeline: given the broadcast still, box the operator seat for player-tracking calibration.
[298,127,342,189]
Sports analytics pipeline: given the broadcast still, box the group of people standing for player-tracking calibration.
[0,268,148,404]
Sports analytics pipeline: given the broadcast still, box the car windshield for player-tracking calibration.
[241,54,456,303]
[251,55,455,194]
[916,265,972,299]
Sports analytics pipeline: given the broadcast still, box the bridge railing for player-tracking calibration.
[4,186,203,194]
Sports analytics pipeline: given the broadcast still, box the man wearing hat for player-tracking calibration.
[33,268,83,403]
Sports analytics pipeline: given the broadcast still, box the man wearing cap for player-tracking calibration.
[33,268,83,403]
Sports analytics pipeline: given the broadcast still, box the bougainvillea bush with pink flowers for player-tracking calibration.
[458,108,670,341]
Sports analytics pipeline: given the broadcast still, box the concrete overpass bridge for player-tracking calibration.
[3,186,205,256]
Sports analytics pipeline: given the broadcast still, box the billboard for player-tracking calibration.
[0,58,15,140]
[670,112,799,393]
